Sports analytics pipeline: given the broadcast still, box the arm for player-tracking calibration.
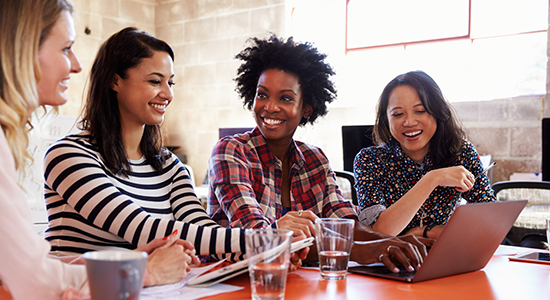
[208,138,273,229]
[459,141,496,203]
[44,136,245,256]
[0,133,87,299]
[354,148,475,236]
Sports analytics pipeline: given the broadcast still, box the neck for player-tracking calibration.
[122,123,145,160]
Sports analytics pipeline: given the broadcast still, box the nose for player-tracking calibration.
[159,82,173,101]
[70,50,82,74]
[263,97,279,113]
[403,114,417,126]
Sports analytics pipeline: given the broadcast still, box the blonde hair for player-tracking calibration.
[0,0,73,171]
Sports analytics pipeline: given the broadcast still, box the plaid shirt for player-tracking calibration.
[207,127,358,229]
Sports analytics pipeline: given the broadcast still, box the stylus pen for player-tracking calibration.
[475,161,496,180]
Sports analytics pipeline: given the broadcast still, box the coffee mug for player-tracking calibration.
[83,250,147,300]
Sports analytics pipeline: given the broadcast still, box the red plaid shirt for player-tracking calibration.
[207,127,358,229]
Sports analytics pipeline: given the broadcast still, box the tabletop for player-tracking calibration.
[0,246,548,300]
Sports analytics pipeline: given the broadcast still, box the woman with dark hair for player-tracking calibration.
[208,35,428,273]
[354,70,495,239]
[0,2,197,297]
[44,27,247,263]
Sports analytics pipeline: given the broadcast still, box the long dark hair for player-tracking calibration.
[79,27,174,176]
[373,70,465,168]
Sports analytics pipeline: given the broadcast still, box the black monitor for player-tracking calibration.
[543,118,550,181]
[342,125,375,172]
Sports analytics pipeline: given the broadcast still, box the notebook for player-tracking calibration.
[348,200,527,282]
[187,237,314,287]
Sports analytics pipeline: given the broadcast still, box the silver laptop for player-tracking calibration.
[348,200,527,282]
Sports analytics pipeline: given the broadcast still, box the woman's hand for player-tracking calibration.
[350,236,425,273]
[276,210,318,237]
[140,230,201,287]
[288,234,311,272]
[429,166,475,193]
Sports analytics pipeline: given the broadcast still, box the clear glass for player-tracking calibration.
[315,218,354,280]
[245,229,292,300]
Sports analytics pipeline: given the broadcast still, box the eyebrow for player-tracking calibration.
[149,72,175,78]
[257,85,297,95]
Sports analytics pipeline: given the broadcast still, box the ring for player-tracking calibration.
[379,253,384,262]
[298,210,303,218]
[386,245,394,253]
[468,174,474,180]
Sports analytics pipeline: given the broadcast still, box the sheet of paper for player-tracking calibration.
[139,260,244,300]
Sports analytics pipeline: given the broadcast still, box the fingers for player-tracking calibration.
[277,210,317,237]
[398,235,429,258]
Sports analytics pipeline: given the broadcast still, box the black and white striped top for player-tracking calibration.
[44,132,245,260]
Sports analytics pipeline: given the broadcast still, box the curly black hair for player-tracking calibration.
[234,35,336,126]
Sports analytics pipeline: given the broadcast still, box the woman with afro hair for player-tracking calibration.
[207,35,428,272]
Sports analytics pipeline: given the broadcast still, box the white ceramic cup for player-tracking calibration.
[245,229,293,300]
[83,250,147,300]
[315,218,355,280]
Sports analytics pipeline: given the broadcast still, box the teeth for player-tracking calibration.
[404,130,421,137]
[150,103,166,110]
[264,118,282,126]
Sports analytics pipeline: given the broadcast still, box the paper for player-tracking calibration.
[139,260,244,300]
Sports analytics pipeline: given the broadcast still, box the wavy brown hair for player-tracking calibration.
[374,70,465,168]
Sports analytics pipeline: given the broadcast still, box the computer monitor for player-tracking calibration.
[342,125,375,172]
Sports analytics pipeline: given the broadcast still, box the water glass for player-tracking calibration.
[83,250,147,300]
[546,217,550,249]
[315,218,354,280]
[245,229,293,300]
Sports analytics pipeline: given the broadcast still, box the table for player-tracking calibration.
[0,246,548,299]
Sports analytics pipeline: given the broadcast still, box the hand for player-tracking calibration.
[429,166,474,193]
[288,234,310,272]
[350,237,425,273]
[142,230,200,286]
[276,210,318,237]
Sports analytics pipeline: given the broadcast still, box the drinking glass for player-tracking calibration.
[245,229,293,300]
[315,218,354,280]
[83,250,147,300]
[546,217,550,249]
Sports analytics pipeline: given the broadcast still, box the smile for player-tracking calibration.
[264,118,283,126]
[150,103,166,110]
[404,130,422,137]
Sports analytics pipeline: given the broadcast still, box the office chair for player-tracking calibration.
[492,180,550,249]
[334,170,358,206]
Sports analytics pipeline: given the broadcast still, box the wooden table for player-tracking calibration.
[0,246,548,299]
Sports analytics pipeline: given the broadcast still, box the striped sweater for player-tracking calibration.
[44,132,245,260]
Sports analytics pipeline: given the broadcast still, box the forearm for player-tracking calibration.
[371,173,437,236]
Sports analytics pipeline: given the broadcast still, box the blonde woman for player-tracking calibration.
[0,0,194,298]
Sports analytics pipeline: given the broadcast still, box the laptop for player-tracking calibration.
[348,200,527,282]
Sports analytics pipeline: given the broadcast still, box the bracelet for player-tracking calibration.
[423,223,436,238]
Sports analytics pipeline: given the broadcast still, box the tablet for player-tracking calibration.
[509,251,550,265]
[187,237,314,287]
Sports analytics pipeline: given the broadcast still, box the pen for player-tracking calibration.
[475,161,496,180]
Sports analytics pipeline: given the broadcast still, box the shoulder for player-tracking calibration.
[356,145,390,162]
[295,140,330,165]
[45,131,97,157]
[460,139,481,157]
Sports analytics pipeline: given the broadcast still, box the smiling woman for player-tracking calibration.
[42,27,249,264]
[206,35,431,274]
[354,70,496,239]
